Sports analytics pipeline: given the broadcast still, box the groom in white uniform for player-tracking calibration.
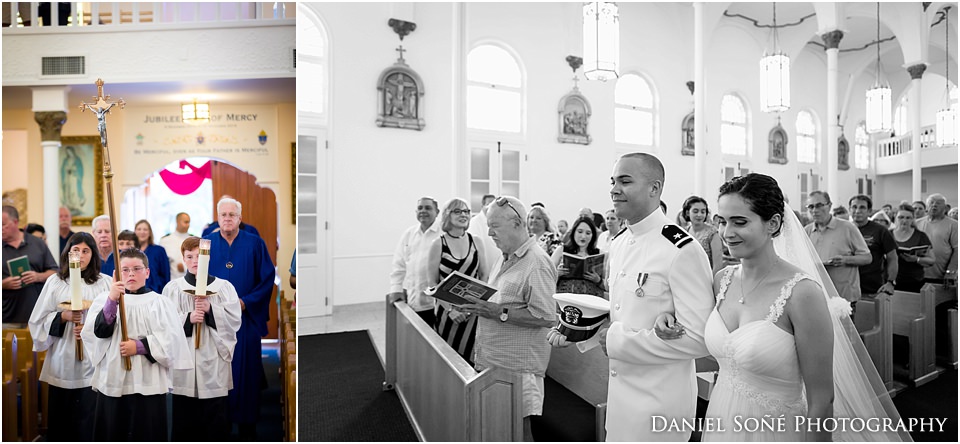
[600,153,714,441]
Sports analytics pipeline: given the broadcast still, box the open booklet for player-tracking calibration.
[561,252,605,280]
[424,271,498,306]
[897,245,930,256]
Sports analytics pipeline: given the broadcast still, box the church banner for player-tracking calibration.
[123,105,279,184]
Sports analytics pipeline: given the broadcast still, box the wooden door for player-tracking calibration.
[210,161,280,339]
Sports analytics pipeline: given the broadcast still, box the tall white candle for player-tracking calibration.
[196,239,211,296]
[69,251,83,310]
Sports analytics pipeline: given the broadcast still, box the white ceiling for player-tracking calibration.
[724,2,955,70]
[2,77,295,110]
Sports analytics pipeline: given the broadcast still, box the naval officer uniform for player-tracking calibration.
[604,208,714,441]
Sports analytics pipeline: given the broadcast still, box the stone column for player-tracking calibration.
[694,2,706,198]
[34,111,67,260]
[32,86,70,261]
[822,30,843,200]
[907,64,926,201]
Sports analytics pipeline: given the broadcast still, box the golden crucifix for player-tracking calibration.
[79,78,131,371]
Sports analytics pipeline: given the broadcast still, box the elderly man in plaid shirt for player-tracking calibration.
[461,196,558,442]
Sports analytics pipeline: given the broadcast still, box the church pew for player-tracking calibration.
[3,333,18,442]
[890,288,938,386]
[285,358,296,442]
[37,350,49,437]
[385,295,523,442]
[287,369,296,442]
[927,283,959,369]
[545,341,609,441]
[854,292,895,393]
[8,328,38,440]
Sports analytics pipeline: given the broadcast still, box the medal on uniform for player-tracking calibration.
[635,272,649,297]
[226,261,233,269]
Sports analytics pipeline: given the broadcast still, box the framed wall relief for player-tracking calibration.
[376,55,425,131]
[768,123,788,165]
[60,136,104,226]
[681,112,695,156]
[837,134,850,170]
[557,88,592,145]
[1,189,28,228]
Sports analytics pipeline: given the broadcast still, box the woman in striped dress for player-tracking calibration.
[427,198,488,364]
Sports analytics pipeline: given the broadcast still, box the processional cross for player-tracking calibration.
[79,79,131,371]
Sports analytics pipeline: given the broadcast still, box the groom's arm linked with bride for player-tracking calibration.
[597,216,716,442]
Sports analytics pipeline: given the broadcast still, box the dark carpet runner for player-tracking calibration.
[298,330,417,442]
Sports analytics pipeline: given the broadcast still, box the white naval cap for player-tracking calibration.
[553,293,610,342]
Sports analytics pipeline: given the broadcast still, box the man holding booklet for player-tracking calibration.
[803,191,871,313]
[3,205,58,326]
[458,196,557,442]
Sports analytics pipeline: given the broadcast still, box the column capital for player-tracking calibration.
[821,30,844,50]
[907,63,927,79]
[34,111,67,142]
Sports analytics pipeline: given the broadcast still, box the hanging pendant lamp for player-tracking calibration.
[865,2,892,134]
[582,2,620,82]
[760,2,790,113]
[936,7,956,146]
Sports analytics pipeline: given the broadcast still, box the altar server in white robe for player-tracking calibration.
[28,233,111,441]
[163,236,242,441]
[81,248,192,441]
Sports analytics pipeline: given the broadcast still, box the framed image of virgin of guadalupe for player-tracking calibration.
[59,136,104,226]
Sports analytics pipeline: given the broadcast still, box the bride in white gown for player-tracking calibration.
[658,173,909,442]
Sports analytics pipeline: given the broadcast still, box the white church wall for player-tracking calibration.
[312,2,458,307]
[877,165,959,208]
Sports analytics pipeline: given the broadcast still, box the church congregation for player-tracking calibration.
[297,1,957,442]
[388,156,956,441]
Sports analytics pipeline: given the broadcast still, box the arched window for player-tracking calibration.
[855,122,870,170]
[796,110,818,163]
[893,98,908,136]
[614,73,656,146]
[297,12,326,118]
[467,44,522,133]
[720,94,748,156]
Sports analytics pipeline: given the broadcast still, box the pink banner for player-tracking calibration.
[158,160,211,195]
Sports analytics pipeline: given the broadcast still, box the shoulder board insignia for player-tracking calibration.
[611,226,629,241]
[661,224,693,248]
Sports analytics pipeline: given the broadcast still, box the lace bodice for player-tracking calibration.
[705,267,811,416]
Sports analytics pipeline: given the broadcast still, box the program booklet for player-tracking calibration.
[6,255,30,278]
[561,252,605,280]
[424,271,498,306]
[897,245,930,256]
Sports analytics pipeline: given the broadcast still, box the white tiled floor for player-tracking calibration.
[298,302,387,363]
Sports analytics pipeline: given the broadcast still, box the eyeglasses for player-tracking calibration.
[120,266,146,275]
[495,196,522,222]
[450,209,471,216]
[806,202,830,211]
